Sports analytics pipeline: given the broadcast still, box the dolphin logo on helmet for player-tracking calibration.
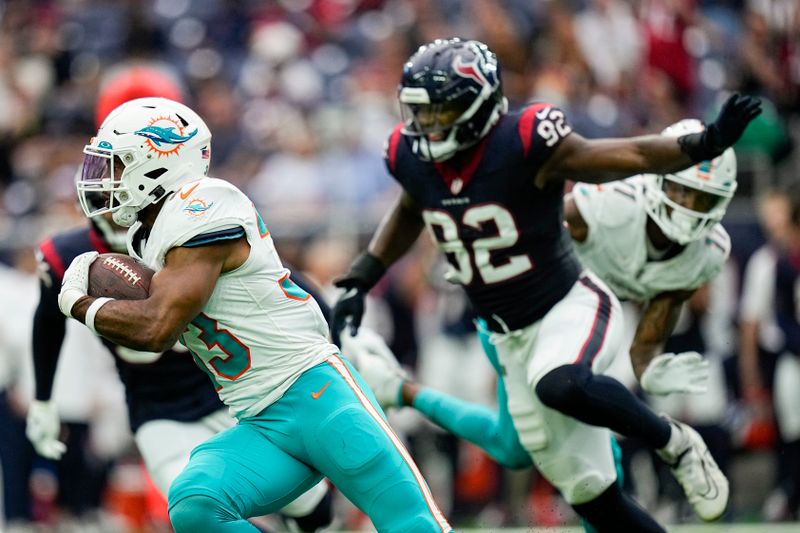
[133,125,198,147]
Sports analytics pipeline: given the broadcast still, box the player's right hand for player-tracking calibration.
[58,251,98,318]
[331,283,366,347]
[641,351,710,396]
[26,400,66,460]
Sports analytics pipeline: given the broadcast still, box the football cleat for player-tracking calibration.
[656,417,729,521]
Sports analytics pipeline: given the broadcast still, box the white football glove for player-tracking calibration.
[340,327,409,409]
[58,251,98,318]
[640,351,710,395]
[26,400,66,460]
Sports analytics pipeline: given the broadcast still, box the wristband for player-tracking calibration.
[677,131,720,163]
[342,253,386,291]
[85,297,113,336]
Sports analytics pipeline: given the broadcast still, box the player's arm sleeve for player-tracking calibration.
[516,103,573,169]
[32,278,67,401]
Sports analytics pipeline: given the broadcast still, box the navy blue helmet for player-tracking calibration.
[399,38,507,162]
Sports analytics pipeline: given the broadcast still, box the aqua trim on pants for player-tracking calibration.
[168,355,452,533]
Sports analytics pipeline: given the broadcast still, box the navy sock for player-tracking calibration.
[535,364,671,449]
[573,483,665,533]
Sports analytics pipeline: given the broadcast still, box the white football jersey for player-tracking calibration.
[571,176,730,302]
[127,177,336,419]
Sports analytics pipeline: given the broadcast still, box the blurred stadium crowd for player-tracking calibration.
[1,0,799,531]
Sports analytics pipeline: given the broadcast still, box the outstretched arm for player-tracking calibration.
[331,191,424,343]
[537,94,761,187]
[537,133,693,187]
[367,191,425,266]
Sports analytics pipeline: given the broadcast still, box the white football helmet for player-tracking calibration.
[644,119,737,244]
[77,97,211,227]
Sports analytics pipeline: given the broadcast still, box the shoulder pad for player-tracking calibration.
[517,103,573,158]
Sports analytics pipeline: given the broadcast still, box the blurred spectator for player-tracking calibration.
[574,0,642,92]
[639,0,698,102]
[772,182,800,520]
[737,189,791,410]
[0,251,38,525]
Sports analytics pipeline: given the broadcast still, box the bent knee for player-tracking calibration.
[535,364,591,410]
[169,494,238,532]
[557,471,617,505]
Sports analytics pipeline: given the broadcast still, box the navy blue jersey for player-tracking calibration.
[774,250,800,356]
[35,226,331,431]
[386,103,582,332]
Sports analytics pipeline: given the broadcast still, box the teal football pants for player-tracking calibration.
[168,355,452,533]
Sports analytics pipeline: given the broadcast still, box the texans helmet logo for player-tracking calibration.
[452,43,497,89]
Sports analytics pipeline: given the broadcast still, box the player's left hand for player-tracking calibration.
[331,285,366,346]
[58,251,98,318]
[705,93,762,152]
[680,93,761,162]
[640,351,710,395]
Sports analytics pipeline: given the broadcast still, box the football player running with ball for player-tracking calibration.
[57,97,453,533]
[331,38,760,532]
[27,66,332,533]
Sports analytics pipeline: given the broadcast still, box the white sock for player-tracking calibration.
[658,420,686,462]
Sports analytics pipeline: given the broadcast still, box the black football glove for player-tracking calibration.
[330,253,386,346]
[678,93,762,162]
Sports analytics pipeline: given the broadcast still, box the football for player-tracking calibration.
[88,253,154,300]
